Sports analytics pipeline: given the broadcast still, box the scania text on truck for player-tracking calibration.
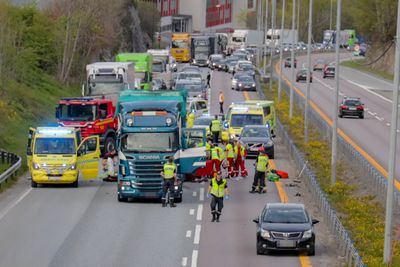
[83,62,136,104]
[116,53,153,90]
[56,97,118,155]
[171,33,191,62]
[27,127,100,188]
[116,90,207,202]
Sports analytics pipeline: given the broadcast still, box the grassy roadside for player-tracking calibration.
[0,163,10,174]
[262,83,400,266]
[341,59,394,81]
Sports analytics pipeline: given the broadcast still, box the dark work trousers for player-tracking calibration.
[252,171,265,191]
[219,102,224,114]
[162,178,175,202]
[212,131,219,144]
[210,195,224,217]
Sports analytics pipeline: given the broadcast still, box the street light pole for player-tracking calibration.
[331,0,341,185]
[278,0,286,102]
[330,0,333,30]
[256,0,261,67]
[263,0,269,76]
[269,0,276,91]
[289,0,296,118]
[304,0,313,144]
[383,0,400,262]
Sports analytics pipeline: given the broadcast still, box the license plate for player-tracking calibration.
[250,147,259,151]
[277,240,296,248]
[48,176,61,181]
[349,107,356,110]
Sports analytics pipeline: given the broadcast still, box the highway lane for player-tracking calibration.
[280,53,400,184]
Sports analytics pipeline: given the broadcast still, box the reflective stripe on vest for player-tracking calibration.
[217,146,225,160]
[226,143,234,158]
[163,163,176,179]
[211,148,220,160]
[234,145,245,156]
[256,155,269,172]
[210,178,227,197]
[211,120,221,132]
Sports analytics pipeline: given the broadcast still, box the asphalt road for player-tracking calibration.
[280,52,400,183]
[0,64,340,267]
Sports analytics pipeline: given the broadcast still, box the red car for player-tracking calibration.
[323,65,335,78]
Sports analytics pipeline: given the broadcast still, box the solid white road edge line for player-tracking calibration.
[196,204,203,221]
[344,78,392,104]
[191,250,198,267]
[0,188,32,222]
[194,225,201,244]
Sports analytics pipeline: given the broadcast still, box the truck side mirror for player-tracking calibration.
[55,106,60,119]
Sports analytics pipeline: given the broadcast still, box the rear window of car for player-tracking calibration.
[344,100,361,106]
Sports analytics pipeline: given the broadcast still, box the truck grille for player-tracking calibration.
[128,160,164,191]
[271,232,302,239]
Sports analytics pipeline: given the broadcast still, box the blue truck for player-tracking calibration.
[116,90,207,202]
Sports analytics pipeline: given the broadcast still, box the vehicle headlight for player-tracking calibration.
[68,163,77,170]
[261,229,271,239]
[239,83,242,86]
[266,122,270,128]
[252,83,256,87]
[303,229,312,238]
[33,162,40,170]
[207,60,210,64]
[193,59,196,63]
[213,63,216,66]
[126,118,134,126]
[166,117,173,126]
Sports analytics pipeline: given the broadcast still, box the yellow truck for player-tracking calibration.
[171,33,191,62]
[27,127,100,188]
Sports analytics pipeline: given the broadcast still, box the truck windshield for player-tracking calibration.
[121,132,179,152]
[231,114,263,127]
[89,82,125,96]
[34,138,76,155]
[59,104,97,121]
[172,40,189,49]
[232,37,245,43]
[152,62,165,73]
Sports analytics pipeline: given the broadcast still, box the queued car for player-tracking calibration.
[284,57,297,68]
[338,97,364,119]
[181,66,202,73]
[187,98,208,118]
[323,65,335,78]
[209,54,224,69]
[233,60,254,75]
[235,75,256,91]
[215,58,228,72]
[296,69,313,83]
[175,79,208,99]
[231,72,248,90]
[227,59,239,73]
[239,125,274,158]
[253,203,319,256]
[313,59,326,71]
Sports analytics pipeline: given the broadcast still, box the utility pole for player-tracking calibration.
[331,0,341,185]
[289,0,296,118]
[329,0,333,30]
[263,0,269,76]
[278,0,286,102]
[304,0,313,143]
[297,0,300,42]
[384,0,400,262]
[269,0,276,91]
[256,0,261,68]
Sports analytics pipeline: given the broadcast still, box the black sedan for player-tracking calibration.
[239,125,274,158]
[235,75,256,91]
[215,58,228,72]
[338,97,364,119]
[253,203,319,256]
[296,69,313,83]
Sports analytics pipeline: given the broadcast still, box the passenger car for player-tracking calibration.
[253,203,319,256]
[338,97,364,119]
[209,54,224,69]
[215,58,228,72]
[235,75,256,91]
[284,57,297,68]
[323,65,335,78]
[175,79,207,99]
[231,72,248,90]
[239,125,274,158]
[313,59,326,71]
[296,69,313,83]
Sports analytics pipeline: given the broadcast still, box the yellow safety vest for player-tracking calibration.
[225,143,234,158]
[210,178,227,197]
[211,120,221,132]
[206,143,211,151]
[234,145,245,157]
[211,147,220,160]
[256,155,269,172]
[163,163,176,179]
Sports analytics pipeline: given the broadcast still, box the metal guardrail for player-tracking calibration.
[255,67,365,266]
[0,150,22,188]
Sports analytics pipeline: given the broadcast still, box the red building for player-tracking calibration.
[206,0,232,28]
[159,0,179,17]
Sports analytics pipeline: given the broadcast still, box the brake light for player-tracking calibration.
[357,105,364,110]
[340,105,348,109]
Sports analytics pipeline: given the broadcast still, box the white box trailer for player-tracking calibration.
[266,29,298,47]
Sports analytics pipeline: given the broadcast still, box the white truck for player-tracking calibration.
[265,29,298,47]
[147,49,173,89]
[227,29,262,53]
[83,62,136,104]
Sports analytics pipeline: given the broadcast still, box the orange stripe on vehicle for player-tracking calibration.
[274,62,400,191]
[96,119,114,126]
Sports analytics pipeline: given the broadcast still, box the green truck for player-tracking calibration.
[116,90,207,202]
[116,53,153,90]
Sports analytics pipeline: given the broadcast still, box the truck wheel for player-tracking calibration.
[104,137,116,154]
[31,179,38,188]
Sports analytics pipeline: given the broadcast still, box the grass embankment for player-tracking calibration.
[341,59,394,81]
[263,84,400,266]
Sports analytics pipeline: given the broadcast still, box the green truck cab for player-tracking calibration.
[116,53,153,90]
